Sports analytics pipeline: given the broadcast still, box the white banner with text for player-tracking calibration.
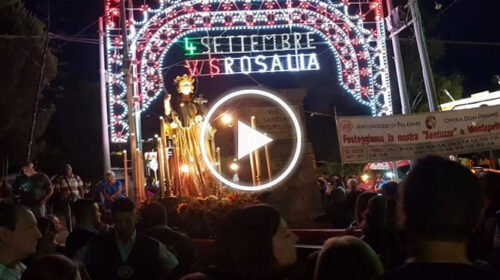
[336,106,500,163]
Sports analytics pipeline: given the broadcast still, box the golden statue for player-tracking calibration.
[162,75,218,197]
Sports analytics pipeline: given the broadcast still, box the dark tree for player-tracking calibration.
[0,0,58,170]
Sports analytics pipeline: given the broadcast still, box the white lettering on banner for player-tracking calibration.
[201,37,211,53]
[224,57,234,74]
[271,54,284,72]
[255,55,268,72]
[182,32,320,77]
[184,53,320,76]
[241,56,252,74]
[282,34,291,50]
[336,105,500,163]
[227,35,235,53]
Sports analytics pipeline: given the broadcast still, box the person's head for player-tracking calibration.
[36,217,56,243]
[0,203,42,261]
[354,192,378,224]
[347,179,358,191]
[314,236,383,280]
[46,215,63,233]
[479,172,500,209]
[361,196,398,244]
[64,164,73,177]
[21,254,81,280]
[425,116,436,130]
[216,204,298,280]
[74,199,102,228]
[331,187,346,203]
[380,181,399,199]
[21,162,35,177]
[112,198,136,240]
[105,171,116,184]
[401,155,482,242]
[140,202,167,229]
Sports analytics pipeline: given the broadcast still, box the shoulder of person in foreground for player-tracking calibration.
[180,266,233,280]
[157,238,180,270]
[376,262,498,280]
[180,272,210,280]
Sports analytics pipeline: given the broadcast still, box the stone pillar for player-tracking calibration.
[240,88,323,227]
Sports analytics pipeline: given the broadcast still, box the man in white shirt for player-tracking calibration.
[55,164,84,202]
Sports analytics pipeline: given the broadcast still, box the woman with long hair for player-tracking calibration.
[361,195,405,270]
[182,204,298,280]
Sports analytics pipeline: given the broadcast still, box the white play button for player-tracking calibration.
[237,121,273,160]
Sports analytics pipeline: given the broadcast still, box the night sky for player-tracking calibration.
[22,0,500,180]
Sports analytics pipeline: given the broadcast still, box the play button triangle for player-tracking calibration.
[237,121,273,160]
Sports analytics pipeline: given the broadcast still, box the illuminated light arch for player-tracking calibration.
[105,0,392,143]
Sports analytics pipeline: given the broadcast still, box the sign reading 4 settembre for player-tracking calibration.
[336,106,500,163]
[182,32,320,77]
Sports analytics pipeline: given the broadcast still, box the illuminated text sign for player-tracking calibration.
[182,32,320,77]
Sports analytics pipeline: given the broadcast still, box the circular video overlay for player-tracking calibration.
[200,89,302,191]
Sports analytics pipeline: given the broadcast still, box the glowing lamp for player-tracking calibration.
[180,164,190,173]
[361,174,369,182]
[385,172,394,178]
[221,113,233,125]
[230,163,239,171]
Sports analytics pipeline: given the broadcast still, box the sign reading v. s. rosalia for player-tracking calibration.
[336,105,500,163]
[182,32,320,77]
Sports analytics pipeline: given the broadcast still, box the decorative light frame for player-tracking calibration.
[105,0,392,143]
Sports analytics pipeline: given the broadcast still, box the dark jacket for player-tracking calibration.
[85,232,164,280]
[143,226,196,277]
[64,227,97,258]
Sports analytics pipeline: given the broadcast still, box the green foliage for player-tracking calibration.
[159,193,261,238]
[398,3,464,113]
[0,0,58,168]
[436,73,464,102]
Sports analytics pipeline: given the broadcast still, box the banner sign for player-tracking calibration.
[182,32,320,77]
[336,105,500,163]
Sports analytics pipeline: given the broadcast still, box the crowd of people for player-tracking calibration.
[0,155,499,280]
